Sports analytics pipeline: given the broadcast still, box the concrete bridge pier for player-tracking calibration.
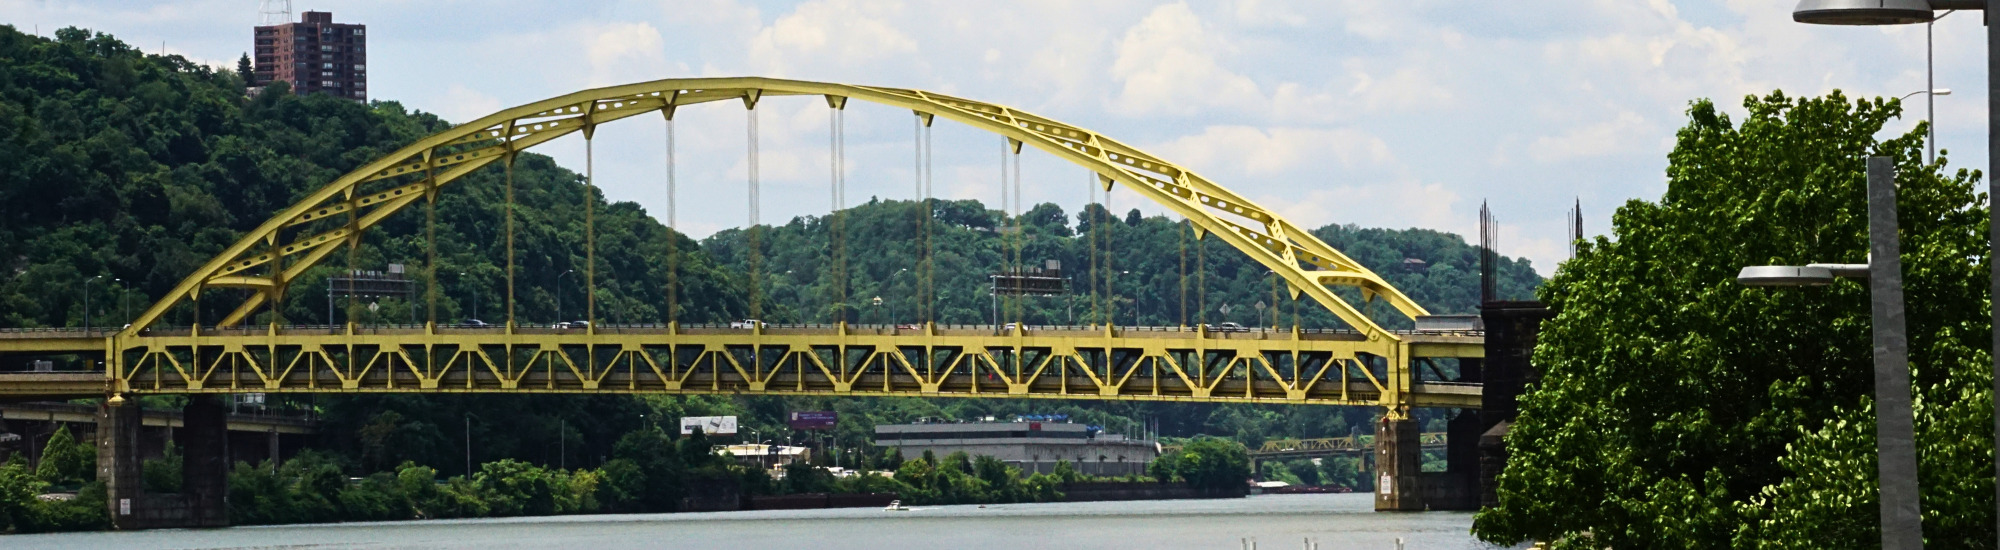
[97,395,229,529]
[1373,413,1481,511]
[1373,417,1422,511]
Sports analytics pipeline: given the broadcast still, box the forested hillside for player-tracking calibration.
[703,198,1540,330]
[0,26,1541,486]
[0,26,739,330]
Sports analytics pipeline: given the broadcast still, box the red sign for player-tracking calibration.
[788,411,837,430]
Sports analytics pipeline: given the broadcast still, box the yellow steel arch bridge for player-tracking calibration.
[0,77,1482,417]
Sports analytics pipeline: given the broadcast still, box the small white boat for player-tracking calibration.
[883,500,910,511]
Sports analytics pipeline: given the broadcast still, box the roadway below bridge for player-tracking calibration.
[0,323,1483,409]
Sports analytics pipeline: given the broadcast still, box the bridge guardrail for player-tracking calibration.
[0,323,1482,338]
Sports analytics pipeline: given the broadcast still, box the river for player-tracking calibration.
[8,493,1522,549]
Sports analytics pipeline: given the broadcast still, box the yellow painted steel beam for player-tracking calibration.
[49,326,1485,410]
[123,77,1424,341]
[51,77,1466,416]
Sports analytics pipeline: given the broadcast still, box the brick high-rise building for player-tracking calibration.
[253,11,367,101]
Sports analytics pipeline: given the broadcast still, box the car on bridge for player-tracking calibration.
[730,319,765,329]
[550,320,590,329]
[1204,322,1250,333]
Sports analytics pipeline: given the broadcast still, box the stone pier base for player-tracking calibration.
[96,395,230,529]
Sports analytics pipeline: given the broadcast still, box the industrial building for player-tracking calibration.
[874,421,1157,477]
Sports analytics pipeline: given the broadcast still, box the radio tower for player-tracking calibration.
[258,0,292,25]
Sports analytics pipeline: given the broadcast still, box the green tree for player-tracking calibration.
[234,53,252,88]
[1172,438,1249,493]
[612,427,685,511]
[34,425,91,486]
[1473,91,1996,547]
[141,442,182,493]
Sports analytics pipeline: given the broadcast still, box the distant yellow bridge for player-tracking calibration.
[1251,432,1448,460]
[0,77,1482,419]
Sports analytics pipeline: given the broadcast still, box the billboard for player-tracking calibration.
[680,415,738,435]
[787,411,837,430]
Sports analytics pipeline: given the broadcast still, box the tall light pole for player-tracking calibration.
[1738,157,1917,549]
[1929,8,1960,163]
[555,269,575,323]
[464,412,479,477]
[1121,270,1136,327]
[82,275,103,331]
[1788,3,1996,548]
[1902,88,1953,164]
[114,278,130,327]
[459,271,478,322]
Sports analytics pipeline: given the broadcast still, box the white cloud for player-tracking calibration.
[1108,3,1263,117]
[746,0,919,76]
[585,22,670,87]
[435,84,504,126]
[1527,111,1654,163]
[1151,126,1395,177]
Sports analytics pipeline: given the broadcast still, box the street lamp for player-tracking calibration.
[1737,156,1918,549]
[1121,270,1137,327]
[1900,88,1953,164]
[114,278,131,327]
[1789,4,2000,547]
[459,271,477,322]
[555,269,575,324]
[82,275,103,331]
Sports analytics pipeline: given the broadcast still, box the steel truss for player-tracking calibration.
[7,77,1470,417]
[81,326,1480,408]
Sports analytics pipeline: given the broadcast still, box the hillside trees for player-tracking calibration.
[0,25,741,332]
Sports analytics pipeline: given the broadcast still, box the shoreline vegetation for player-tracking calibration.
[0,427,1248,534]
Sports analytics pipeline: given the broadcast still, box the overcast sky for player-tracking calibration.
[5,1,1985,275]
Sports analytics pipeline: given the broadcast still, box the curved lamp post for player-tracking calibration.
[555,269,576,324]
[1788,3,1998,548]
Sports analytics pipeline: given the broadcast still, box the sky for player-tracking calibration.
[4,0,1988,275]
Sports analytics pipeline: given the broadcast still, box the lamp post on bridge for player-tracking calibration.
[555,269,575,325]
[114,278,130,328]
[82,275,103,332]
[459,271,478,323]
[1784,2,1999,547]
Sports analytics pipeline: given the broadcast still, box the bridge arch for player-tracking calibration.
[125,77,1427,339]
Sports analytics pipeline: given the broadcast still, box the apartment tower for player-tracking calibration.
[252,11,367,101]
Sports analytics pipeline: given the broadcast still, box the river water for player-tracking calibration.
[8,493,1522,549]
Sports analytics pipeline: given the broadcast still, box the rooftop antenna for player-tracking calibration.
[1567,197,1583,259]
[1479,201,1498,304]
[258,0,292,25]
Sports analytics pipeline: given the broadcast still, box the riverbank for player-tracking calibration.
[2,494,1501,550]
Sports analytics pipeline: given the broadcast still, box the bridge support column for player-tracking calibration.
[1433,408,1482,510]
[96,396,145,529]
[97,395,232,530]
[182,395,230,527]
[1372,417,1422,511]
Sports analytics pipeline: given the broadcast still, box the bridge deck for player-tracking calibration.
[0,401,317,434]
[0,324,1482,409]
